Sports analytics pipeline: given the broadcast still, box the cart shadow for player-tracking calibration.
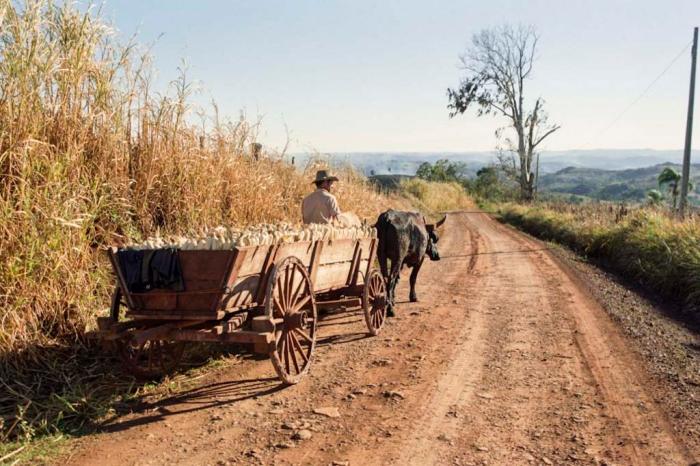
[315,307,372,346]
[317,307,360,320]
[92,306,374,435]
[316,332,369,346]
[98,376,285,434]
[1,303,384,441]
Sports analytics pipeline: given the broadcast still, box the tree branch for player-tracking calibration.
[532,124,561,148]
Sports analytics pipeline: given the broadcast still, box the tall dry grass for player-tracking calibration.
[0,0,395,442]
[496,201,700,315]
[399,178,474,215]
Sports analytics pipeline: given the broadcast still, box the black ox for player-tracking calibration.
[375,210,446,316]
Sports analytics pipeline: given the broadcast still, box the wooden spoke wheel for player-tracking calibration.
[117,336,185,379]
[265,256,317,385]
[110,286,185,379]
[362,269,388,336]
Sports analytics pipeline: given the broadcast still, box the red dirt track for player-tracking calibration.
[67,212,697,466]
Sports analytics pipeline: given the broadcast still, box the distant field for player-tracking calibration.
[362,159,700,206]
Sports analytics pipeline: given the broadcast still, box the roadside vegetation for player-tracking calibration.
[494,201,700,317]
[400,178,473,213]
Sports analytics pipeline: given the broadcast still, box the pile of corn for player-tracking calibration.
[125,222,377,251]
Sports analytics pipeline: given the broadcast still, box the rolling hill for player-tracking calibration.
[539,163,700,204]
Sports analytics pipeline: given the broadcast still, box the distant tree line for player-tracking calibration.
[415,159,467,182]
[414,159,516,201]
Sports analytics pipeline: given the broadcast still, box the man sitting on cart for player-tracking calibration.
[302,170,342,224]
[302,169,362,226]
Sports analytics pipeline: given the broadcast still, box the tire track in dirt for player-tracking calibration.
[496,220,694,464]
[391,217,490,465]
[433,214,692,466]
[335,211,485,466]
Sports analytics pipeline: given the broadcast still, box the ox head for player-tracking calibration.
[425,215,447,244]
[425,215,446,261]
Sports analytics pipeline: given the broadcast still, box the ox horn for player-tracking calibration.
[435,215,447,228]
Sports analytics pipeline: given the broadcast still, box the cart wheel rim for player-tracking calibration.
[117,337,185,379]
[266,256,317,384]
[363,269,387,335]
[110,285,185,379]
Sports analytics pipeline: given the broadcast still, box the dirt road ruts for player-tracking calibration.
[66,212,696,466]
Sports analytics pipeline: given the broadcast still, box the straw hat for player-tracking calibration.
[312,169,339,184]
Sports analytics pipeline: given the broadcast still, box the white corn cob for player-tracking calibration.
[125,219,377,251]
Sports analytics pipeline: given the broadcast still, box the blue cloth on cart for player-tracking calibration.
[117,248,184,292]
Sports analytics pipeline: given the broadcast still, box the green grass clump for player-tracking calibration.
[497,202,700,313]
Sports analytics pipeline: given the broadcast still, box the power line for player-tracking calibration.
[586,40,693,146]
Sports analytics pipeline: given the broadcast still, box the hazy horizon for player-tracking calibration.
[289,148,700,177]
[295,148,698,154]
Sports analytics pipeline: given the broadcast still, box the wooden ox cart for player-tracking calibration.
[94,237,388,384]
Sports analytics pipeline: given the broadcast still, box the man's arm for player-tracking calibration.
[326,194,341,222]
[301,196,311,224]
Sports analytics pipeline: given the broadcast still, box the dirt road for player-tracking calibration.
[68,212,697,466]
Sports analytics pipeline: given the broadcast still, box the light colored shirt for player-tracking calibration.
[302,188,341,224]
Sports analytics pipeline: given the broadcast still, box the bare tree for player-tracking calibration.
[448,24,560,200]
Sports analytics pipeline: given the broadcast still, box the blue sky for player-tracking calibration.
[104,0,699,153]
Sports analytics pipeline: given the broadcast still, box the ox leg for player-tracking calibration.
[378,247,393,315]
[386,259,402,317]
[378,247,389,285]
[409,257,424,303]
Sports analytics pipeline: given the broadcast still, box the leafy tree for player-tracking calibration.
[646,189,664,206]
[415,162,434,180]
[657,167,692,209]
[447,24,560,201]
[474,166,502,199]
[415,159,467,183]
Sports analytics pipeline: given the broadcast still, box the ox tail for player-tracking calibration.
[375,212,391,281]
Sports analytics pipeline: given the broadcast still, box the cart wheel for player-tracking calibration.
[116,336,185,379]
[266,256,317,385]
[363,269,388,336]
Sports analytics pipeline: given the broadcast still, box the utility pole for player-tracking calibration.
[679,26,698,218]
[534,152,540,199]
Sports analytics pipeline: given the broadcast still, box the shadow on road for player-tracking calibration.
[98,376,285,434]
[94,307,374,434]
